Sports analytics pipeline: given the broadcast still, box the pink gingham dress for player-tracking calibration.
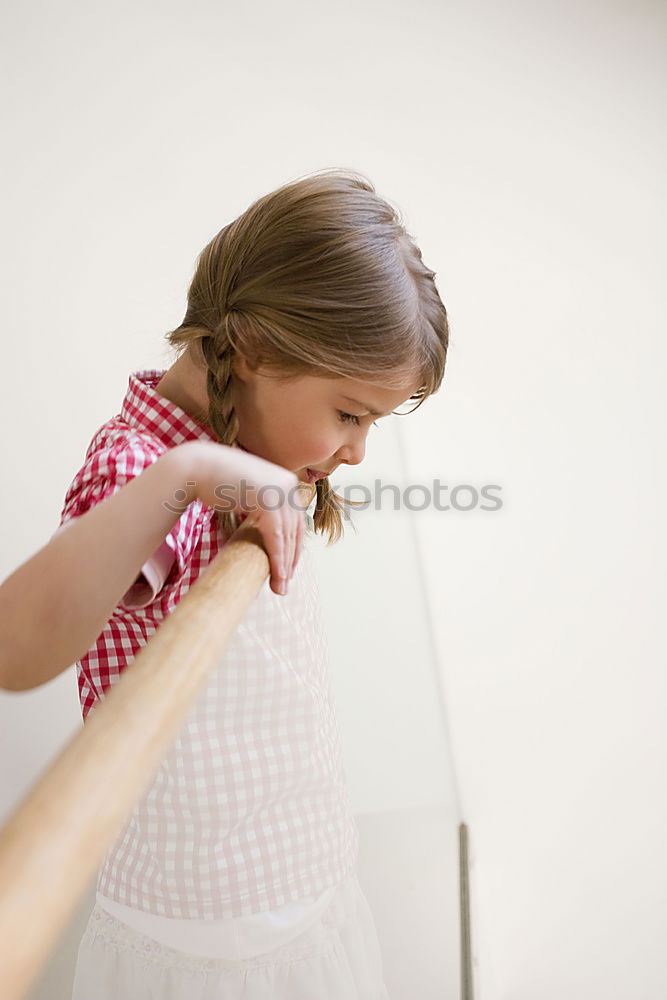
[56,371,362,926]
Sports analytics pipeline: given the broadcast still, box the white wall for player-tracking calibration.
[396,3,666,999]
[1,1,665,998]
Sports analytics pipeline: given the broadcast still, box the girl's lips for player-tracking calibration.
[306,468,329,482]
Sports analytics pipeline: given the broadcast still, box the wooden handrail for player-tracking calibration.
[0,519,273,1000]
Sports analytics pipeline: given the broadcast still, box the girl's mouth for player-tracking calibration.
[305,468,327,483]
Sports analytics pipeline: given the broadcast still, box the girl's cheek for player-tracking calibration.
[309,433,335,457]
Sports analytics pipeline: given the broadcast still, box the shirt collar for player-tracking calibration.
[120,369,219,448]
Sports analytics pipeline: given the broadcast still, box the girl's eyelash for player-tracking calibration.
[337,411,379,428]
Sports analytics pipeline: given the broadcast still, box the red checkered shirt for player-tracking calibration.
[56,370,359,919]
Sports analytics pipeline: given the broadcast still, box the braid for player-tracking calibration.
[312,475,365,546]
[199,332,243,541]
[200,335,239,446]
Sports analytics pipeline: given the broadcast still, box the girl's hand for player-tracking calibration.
[181,441,310,596]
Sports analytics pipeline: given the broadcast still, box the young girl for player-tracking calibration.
[64,168,449,999]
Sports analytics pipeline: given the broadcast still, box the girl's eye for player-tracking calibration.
[337,411,379,428]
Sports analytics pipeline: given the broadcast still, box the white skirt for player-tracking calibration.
[71,871,390,1000]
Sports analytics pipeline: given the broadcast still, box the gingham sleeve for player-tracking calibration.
[56,431,200,609]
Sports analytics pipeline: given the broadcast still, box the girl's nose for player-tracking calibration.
[336,436,366,467]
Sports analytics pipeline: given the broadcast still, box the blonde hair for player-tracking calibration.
[165,167,449,545]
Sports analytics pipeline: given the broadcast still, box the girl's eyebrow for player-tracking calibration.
[340,395,390,417]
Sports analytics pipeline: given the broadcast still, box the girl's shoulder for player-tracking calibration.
[61,418,172,526]
[83,416,167,465]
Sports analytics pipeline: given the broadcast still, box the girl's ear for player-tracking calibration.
[231,354,252,382]
[189,339,204,363]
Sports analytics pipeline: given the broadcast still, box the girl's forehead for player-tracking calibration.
[323,375,420,413]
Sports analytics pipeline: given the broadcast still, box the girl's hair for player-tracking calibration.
[165,167,450,545]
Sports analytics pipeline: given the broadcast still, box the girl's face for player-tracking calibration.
[231,357,421,483]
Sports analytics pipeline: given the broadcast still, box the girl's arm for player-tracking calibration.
[0,440,306,693]
[0,445,203,692]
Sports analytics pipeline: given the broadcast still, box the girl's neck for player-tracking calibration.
[155,347,210,427]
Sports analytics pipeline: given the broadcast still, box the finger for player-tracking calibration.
[289,511,304,579]
[265,521,287,591]
[290,482,308,578]
[277,490,296,584]
[280,506,297,590]
[284,515,297,583]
